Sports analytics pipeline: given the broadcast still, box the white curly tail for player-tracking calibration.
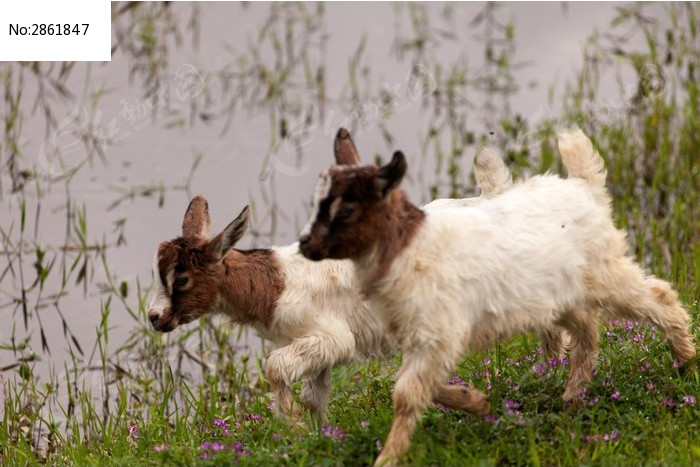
[557,128,609,204]
[474,147,512,197]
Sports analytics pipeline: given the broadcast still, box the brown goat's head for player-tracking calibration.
[148,196,250,332]
[299,151,407,261]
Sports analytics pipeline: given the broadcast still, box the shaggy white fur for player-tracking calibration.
[302,128,696,466]
[259,145,515,423]
[149,145,513,424]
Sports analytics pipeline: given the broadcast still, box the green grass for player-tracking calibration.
[2,315,698,466]
[1,3,699,466]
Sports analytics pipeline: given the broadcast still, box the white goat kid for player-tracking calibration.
[147,129,513,424]
[298,128,696,466]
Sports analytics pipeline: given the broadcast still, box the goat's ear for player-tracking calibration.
[182,195,211,238]
[375,151,407,197]
[334,127,361,166]
[207,205,250,260]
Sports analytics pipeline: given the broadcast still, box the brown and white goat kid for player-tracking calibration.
[147,129,514,424]
[299,129,696,466]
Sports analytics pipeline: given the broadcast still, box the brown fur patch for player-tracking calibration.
[219,249,284,328]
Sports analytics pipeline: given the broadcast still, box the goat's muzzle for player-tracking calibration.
[299,236,325,261]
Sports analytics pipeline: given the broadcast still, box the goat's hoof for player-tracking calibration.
[678,357,698,377]
[562,388,585,407]
[471,390,490,417]
[374,453,398,467]
[289,419,308,433]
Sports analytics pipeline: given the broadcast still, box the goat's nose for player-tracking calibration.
[299,234,310,247]
[148,312,159,325]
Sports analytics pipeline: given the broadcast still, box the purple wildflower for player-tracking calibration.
[603,431,618,442]
[671,360,683,369]
[212,418,229,431]
[610,391,621,401]
[640,361,651,371]
[321,425,346,442]
[531,362,547,376]
[587,395,600,407]
[560,357,569,366]
[447,374,466,386]
[505,399,520,416]
[683,395,696,405]
[483,358,491,366]
[376,439,383,452]
[246,413,263,421]
[484,414,499,425]
[646,381,655,391]
[201,440,240,457]
[272,433,284,440]
[152,443,170,452]
[625,321,634,332]
[548,358,558,368]
[267,400,277,411]
[360,421,370,429]
[128,425,140,442]
[661,397,675,407]
[232,441,245,455]
[434,403,451,413]
[602,379,615,387]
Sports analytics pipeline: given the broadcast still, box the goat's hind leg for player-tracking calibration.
[597,259,696,363]
[434,384,489,416]
[558,308,599,403]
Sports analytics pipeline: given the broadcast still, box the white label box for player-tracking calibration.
[0,0,110,61]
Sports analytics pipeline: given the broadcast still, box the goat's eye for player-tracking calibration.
[173,277,189,288]
[335,208,353,220]
[335,204,358,223]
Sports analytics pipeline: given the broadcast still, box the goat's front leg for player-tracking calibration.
[265,323,355,425]
[300,366,332,426]
[375,353,449,467]
[265,357,301,425]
